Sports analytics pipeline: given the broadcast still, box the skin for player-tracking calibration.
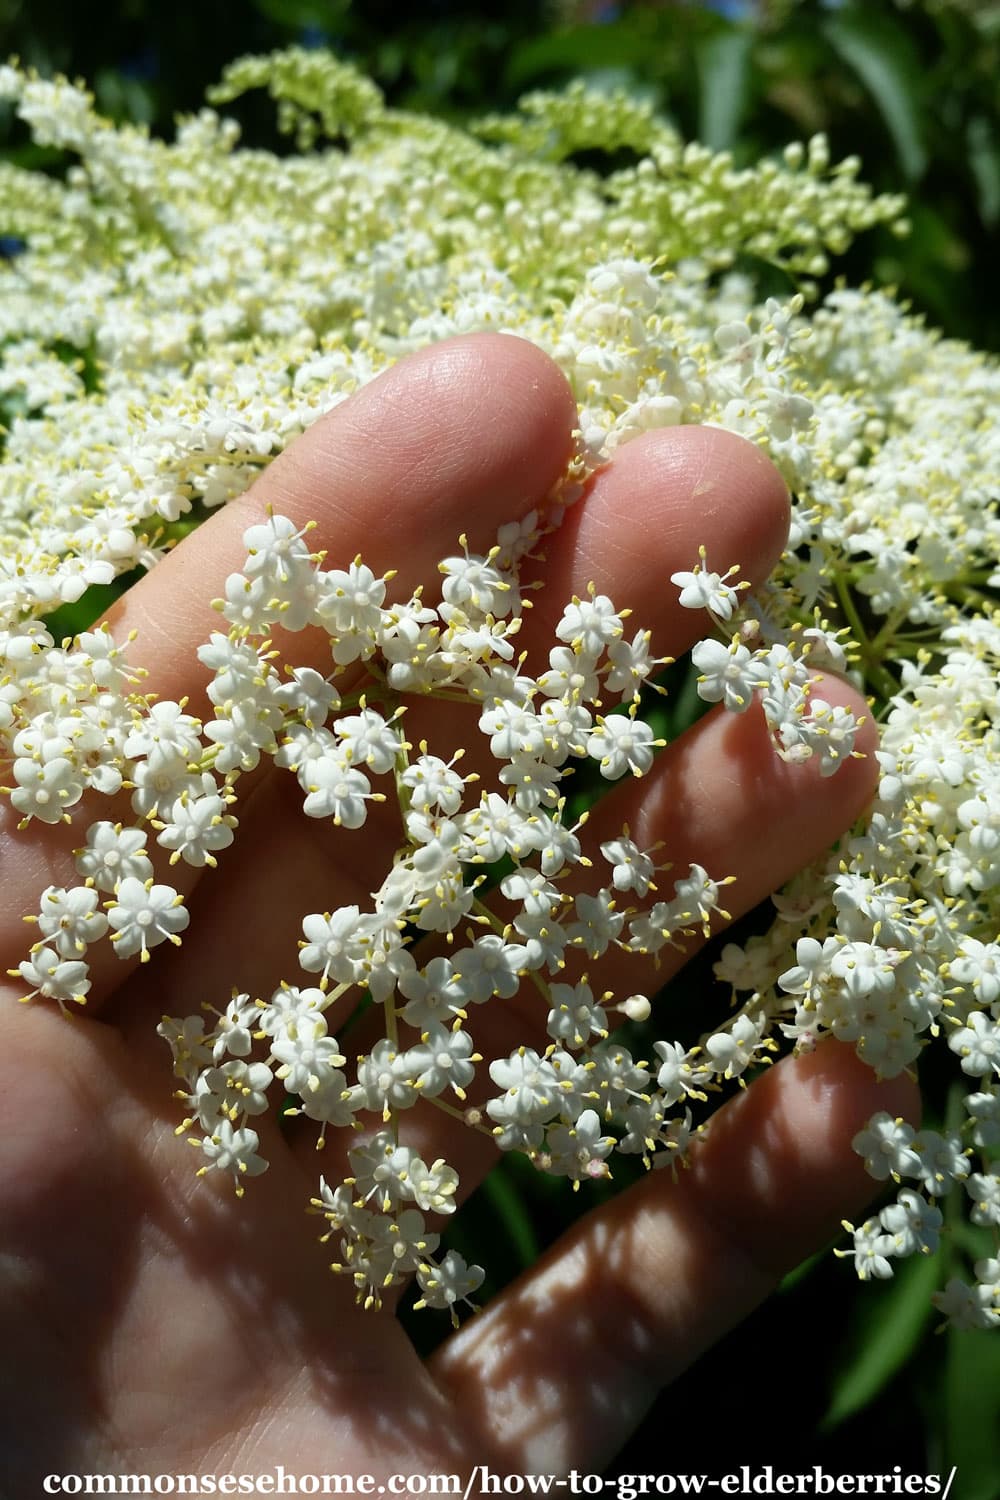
[0,334,918,1488]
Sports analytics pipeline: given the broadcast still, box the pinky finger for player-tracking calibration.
[430,1042,919,1475]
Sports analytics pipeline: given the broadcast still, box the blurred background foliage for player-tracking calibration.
[2,0,999,1484]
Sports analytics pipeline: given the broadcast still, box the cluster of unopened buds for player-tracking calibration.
[5,507,861,1316]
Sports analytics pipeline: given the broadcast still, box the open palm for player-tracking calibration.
[0,335,915,1490]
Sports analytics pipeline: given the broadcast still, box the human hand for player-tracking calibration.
[0,334,917,1488]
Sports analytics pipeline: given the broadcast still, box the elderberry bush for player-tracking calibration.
[1,49,999,1328]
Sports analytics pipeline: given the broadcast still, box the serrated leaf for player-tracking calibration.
[696,28,753,152]
[823,9,927,182]
[821,1248,940,1431]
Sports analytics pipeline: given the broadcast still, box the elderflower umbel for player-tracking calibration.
[0,50,998,1327]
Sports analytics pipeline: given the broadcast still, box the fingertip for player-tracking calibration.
[688,1040,921,1274]
[787,1036,922,1147]
[765,1038,922,1260]
[326,332,578,533]
[527,424,790,653]
[100,333,578,696]
[620,424,790,582]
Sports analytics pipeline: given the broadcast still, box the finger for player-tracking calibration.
[0,334,577,998]
[388,422,791,799]
[566,670,879,994]
[431,1041,920,1475]
[461,669,879,1043]
[103,332,577,710]
[518,423,790,665]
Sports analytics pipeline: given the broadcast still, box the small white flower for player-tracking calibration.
[334,707,404,774]
[566,889,624,959]
[705,1013,767,1080]
[302,758,375,826]
[691,637,767,713]
[10,756,83,823]
[778,936,835,1000]
[123,700,202,774]
[440,546,512,617]
[830,940,902,999]
[299,907,369,989]
[487,1048,562,1127]
[966,1172,1000,1228]
[408,1024,478,1099]
[355,1040,420,1115]
[910,1129,970,1197]
[600,834,656,897]
[605,629,662,699]
[546,1110,615,1182]
[933,1278,998,1331]
[414,1250,484,1313]
[852,1112,922,1182]
[16,946,90,1008]
[948,1010,1000,1077]
[107,877,189,961]
[156,790,236,867]
[313,561,387,652]
[878,1190,942,1257]
[546,981,609,1048]
[272,1015,346,1095]
[796,698,863,777]
[844,1218,895,1281]
[35,884,108,956]
[949,937,1000,1006]
[480,699,546,761]
[671,553,744,620]
[198,1123,268,1191]
[274,665,341,726]
[555,593,623,656]
[210,994,257,1063]
[652,1040,705,1106]
[447,935,528,1005]
[400,753,466,815]
[586,713,659,779]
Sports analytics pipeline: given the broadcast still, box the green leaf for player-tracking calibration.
[481,1159,540,1271]
[968,113,1000,228]
[251,0,350,31]
[821,1248,940,1431]
[93,67,156,127]
[944,1325,1000,1500]
[777,1247,824,1295]
[41,572,142,642]
[504,24,650,90]
[696,28,753,153]
[822,9,928,182]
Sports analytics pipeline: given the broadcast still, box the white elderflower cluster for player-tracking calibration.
[1,50,999,1325]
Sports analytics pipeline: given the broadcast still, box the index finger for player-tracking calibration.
[105,332,577,709]
[0,333,577,975]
